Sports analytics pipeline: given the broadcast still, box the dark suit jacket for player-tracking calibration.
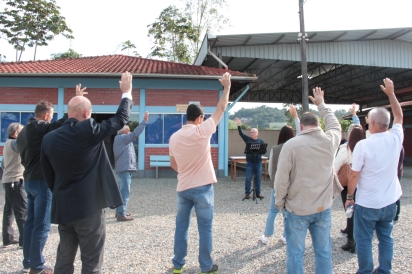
[41,98,132,224]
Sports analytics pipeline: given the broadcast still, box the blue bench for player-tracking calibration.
[150,155,170,178]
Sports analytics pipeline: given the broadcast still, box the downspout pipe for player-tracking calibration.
[224,85,250,176]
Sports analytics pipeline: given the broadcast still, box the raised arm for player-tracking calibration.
[92,72,132,143]
[289,105,301,135]
[234,117,249,142]
[380,78,403,125]
[309,87,341,149]
[210,72,231,125]
[350,103,360,125]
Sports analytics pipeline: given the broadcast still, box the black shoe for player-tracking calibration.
[3,239,19,248]
[256,193,264,199]
[341,238,356,253]
[201,264,218,274]
[340,227,348,234]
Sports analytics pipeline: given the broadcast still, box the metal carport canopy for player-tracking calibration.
[194,27,412,110]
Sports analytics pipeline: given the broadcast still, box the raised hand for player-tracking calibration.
[380,78,394,96]
[119,71,132,93]
[308,87,325,106]
[143,111,149,122]
[350,103,359,116]
[234,117,242,126]
[219,72,231,89]
[289,105,298,118]
[76,84,88,96]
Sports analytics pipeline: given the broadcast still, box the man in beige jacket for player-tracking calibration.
[274,87,341,274]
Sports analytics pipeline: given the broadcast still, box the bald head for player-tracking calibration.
[68,96,92,121]
[119,125,130,135]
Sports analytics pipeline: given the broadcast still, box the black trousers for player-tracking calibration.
[2,180,27,246]
[340,186,356,240]
[55,210,105,274]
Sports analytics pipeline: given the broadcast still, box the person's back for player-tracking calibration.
[41,73,131,273]
[15,100,66,274]
[42,116,125,223]
[170,118,216,191]
[112,113,148,221]
[281,125,337,213]
[169,72,231,274]
[353,128,402,208]
[346,78,403,274]
[274,87,341,274]
[2,122,26,249]
[17,113,66,181]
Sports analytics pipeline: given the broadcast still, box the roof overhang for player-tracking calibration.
[195,28,412,108]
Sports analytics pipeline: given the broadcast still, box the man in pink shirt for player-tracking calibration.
[169,72,231,274]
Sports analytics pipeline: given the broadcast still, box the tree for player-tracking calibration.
[147,5,198,64]
[334,109,351,120]
[181,0,230,59]
[0,54,6,62]
[0,0,73,61]
[50,48,82,59]
[120,40,136,56]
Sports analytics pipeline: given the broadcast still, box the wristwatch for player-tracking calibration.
[346,194,354,200]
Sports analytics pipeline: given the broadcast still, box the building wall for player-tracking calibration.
[63,88,140,105]
[0,87,58,104]
[146,89,218,106]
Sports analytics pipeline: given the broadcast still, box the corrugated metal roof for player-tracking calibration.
[205,28,412,48]
[195,28,412,106]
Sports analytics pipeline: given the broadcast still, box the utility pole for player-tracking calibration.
[298,0,309,112]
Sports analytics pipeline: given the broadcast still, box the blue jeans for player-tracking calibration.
[264,188,285,237]
[285,208,332,274]
[354,203,397,274]
[116,171,132,217]
[245,162,262,194]
[173,184,214,272]
[23,180,52,271]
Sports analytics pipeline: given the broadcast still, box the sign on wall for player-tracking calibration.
[176,104,188,112]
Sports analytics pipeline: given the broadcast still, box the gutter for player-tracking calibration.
[0,72,257,81]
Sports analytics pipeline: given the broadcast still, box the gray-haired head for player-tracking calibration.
[369,107,390,131]
[300,112,319,127]
[7,122,23,138]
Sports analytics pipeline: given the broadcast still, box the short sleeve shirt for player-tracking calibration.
[351,124,403,208]
[169,118,217,192]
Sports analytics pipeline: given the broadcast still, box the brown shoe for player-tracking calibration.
[256,193,264,199]
[116,215,134,222]
[115,212,131,218]
[244,194,251,199]
[29,266,54,274]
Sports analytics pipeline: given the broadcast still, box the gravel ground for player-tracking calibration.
[1,165,411,274]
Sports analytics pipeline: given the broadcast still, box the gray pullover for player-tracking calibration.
[113,120,147,173]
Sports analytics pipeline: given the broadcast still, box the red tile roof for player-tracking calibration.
[0,55,253,78]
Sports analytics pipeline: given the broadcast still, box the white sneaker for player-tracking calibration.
[280,236,287,245]
[260,235,269,245]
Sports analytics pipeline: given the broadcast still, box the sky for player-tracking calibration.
[0,0,411,112]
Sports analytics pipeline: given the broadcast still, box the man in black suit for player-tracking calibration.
[40,72,133,273]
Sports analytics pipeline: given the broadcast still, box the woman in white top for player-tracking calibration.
[334,125,365,253]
